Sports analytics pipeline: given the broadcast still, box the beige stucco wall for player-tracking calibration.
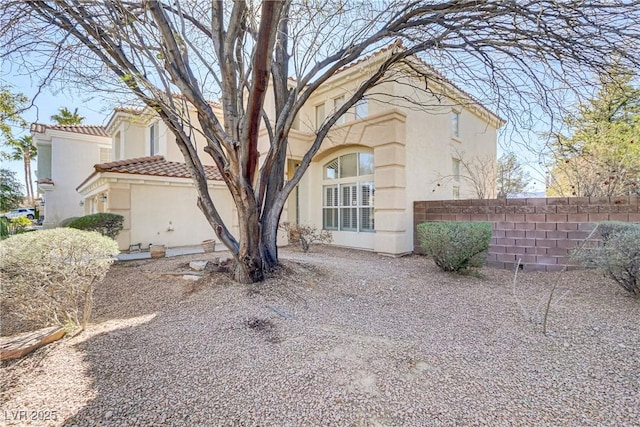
[284,66,499,255]
[128,181,233,248]
[34,130,111,227]
[80,174,236,251]
[113,107,222,166]
[108,112,146,161]
[378,76,499,252]
[96,56,498,255]
[120,122,146,160]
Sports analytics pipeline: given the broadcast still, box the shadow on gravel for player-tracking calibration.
[56,248,640,426]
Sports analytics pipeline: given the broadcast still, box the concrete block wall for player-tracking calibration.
[413,196,640,272]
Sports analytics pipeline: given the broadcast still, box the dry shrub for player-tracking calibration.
[572,221,640,297]
[281,222,332,252]
[0,228,119,333]
[417,221,492,272]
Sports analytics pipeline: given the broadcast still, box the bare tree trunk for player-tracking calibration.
[234,190,264,283]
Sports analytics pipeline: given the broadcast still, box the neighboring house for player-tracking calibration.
[32,124,112,228]
[37,46,503,254]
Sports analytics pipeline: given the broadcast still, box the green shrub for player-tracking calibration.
[59,216,80,227]
[572,221,640,297]
[418,221,492,272]
[67,213,124,240]
[0,216,31,239]
[0,228,119,331]
[0,217,7,239]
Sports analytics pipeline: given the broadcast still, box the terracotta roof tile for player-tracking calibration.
[30,123,110,137]
[113,107,145,115]
[37,178,54,185]
[95,156,223,181]
[333,40,401,75]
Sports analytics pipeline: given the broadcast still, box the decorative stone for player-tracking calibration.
[189,260,208,271]
[150,244,166,258]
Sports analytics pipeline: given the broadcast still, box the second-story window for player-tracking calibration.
[452,111,460,139]
[333,95,345,124]
[354,96,368,120]
[315,103,325,130]
[452,158,461,182]
[150,122,160,155]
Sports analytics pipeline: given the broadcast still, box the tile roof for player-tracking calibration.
[37,178,55,185]
[31,123,110,137]
[113,107,145,115]
[333,40,401,76]
[94,156,223,181]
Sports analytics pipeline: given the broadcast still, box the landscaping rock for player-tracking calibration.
[189,260,208,271]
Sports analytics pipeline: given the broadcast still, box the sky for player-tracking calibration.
[2,71,111,199]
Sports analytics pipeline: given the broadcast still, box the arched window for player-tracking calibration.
[323,152,374,232]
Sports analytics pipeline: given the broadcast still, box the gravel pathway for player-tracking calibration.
[1,246,638,426]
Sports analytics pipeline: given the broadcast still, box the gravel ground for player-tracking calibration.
[1,246,639,426]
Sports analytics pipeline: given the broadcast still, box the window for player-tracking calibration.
[452,158,461,182]
[333,95,345,124]
[323,186,339,230]
[355,97,368,119]
[322,153,375,232]
[315,103,325,130]
[150,122,160,155]
[452,111,460,138]
[325,157,338,180]
[453,186,460,200]
[340,153,357,178]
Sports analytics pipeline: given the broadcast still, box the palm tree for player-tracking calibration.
[4,135,37,202]
[50,107,84,125]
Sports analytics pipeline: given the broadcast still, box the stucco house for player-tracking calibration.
[35,47,503,254]
[32,124,112,228]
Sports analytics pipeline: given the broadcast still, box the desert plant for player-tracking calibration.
[280,222,332,253]
[0,216,32,239]
[417,221,492,272]
[0,228,119,331]
[67,213,124,240]
[572,221,640,297]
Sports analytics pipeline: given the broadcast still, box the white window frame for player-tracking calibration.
[333,95,345,124]
[322,153,375,233]
[453,185,460,200]
[354,96,368,120]
[150,121,160,155]
[452,158,461,182]
[452,110,460,139]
